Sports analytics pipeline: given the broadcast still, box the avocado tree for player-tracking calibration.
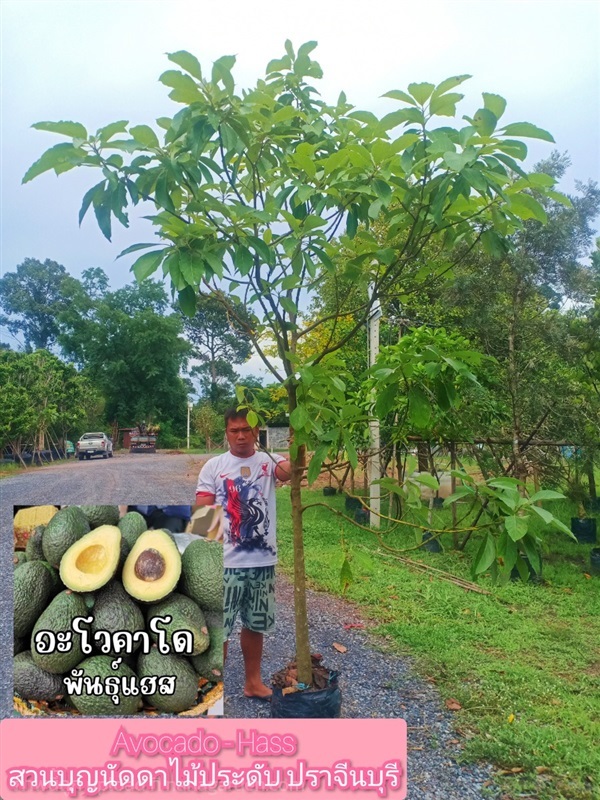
[26,43,558,685]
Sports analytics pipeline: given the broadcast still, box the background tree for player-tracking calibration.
[28,44,560,685]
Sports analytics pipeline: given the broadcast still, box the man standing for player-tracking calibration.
[195,408,291,699]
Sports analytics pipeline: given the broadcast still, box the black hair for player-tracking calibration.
[224,407,249,427]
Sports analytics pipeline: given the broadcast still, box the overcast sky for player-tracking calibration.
[1,0,599,369]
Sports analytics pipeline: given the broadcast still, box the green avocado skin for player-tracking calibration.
[137,648,199,713]
[25,526,46,561]
[31,591,89,674]
[147,593,210,656]
[191,627,224,679]
[79,505,120,529]
[68,655,141,716]
[14,651,65,702]
[13,552,27,569]
[91,581,146,655]
[14,561,55,638]
[180,539,224,611]
[42,507,91,567]
[118,512,147,549]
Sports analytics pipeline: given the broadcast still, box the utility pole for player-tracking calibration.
[187,400,193,450]
[368,286,382,527]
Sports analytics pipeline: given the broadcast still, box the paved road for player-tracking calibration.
[0,451,211,720]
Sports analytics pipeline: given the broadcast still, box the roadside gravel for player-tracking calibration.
[225,574,499,800]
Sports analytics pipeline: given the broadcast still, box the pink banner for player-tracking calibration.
[1,718,406,798]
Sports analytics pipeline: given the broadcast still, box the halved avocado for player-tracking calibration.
[59,525,121,592]
[122,529,181,602]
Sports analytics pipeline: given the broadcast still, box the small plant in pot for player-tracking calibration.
[570,503,597,545]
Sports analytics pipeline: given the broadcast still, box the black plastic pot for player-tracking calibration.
[420,531,442,553]
[584,498,600,513]
[345,495,362,511]
[432,497,445,509]
[590,548,600,577]
[510,556,543,584]
[271,672,342,718]
[354,508,370,525]
[323,486,337,497]
[571,518,597,544]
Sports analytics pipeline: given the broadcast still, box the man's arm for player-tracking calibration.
[274,459,292,482]
[195,491,216,506]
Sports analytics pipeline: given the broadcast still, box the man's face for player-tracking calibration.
[226,417,258,457]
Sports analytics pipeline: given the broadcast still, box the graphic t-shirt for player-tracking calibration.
[196,450,286,568]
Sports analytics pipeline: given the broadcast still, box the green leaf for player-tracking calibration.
[178,249,205,285]
[521,535,541,574]
[97,120,129,142]
[408,386,431,428]
[178,285,197,317]
[530,506,554,525]
[444,486,475,504]
[32,120,88,139]
[482,93,506,120]
[429,93,463,117]
[372,179,393,204]
[159,70,202,103]
[443,150,473,172]
[505,515,528,542]
[130,125,160,148]
[246,409,259,428]
[246,235,272,265]
[235,245,254,274]
[412,473,440,490]
[472,533,496,576]
[307,445,329,485]
[298,40,318,59]
[78,180,105,225]
[93,202,112,240]
[290,405,309,429]
[408,82,435,105]
[339,556,354,595]
[23,143,86,183]
[508,193,548,223]
[546,190,571,206]
[501,122,555,142]
[116,242,160,258]
[529,489,565,502]
[167,50,203,80]
[432,75,471,96]
[266,56,292,74]
[212,55,236,94]
[382,89,416,105]
[131,249,165,281]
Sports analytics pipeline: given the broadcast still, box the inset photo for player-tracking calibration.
[12,504,223,717]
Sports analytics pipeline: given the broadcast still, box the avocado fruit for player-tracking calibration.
[42,506,91,567]
[31,590,90,674]
[91,581,146,655]
[118,512,147,549]
[147,593,210,656]
[190,626,224,679]
[25,525,45,561]
[180,538,223,611]
[13,551,27,569]
[59,525,121,592]
[78,505,120,529]
[14,560,56,637]
[137,647,199,713]
[122,529,181,603]
[14,651,65,702]
[67,655,142,715]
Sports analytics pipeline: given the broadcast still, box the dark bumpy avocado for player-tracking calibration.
[122,529,181,603]
[190,626,224,680]
[13,551,27,569]
[14,651,65,702]
[137,647,199,713]
[59,525,121,592]
[180,538,223,611]
[25,525,46,561]
[67,655,142,715]
[14,561,55,637]
[118,512,147,550]
[42,506,91,567]
[31,590,89,674]
[147,593,210,656]
[78,505,120,529]
[91,581,146,655]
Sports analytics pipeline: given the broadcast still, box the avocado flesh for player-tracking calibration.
[180,538,223,611]
[122,529,181,602]
[59,525,121,592]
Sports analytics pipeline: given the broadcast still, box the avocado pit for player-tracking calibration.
[134,548,166,582]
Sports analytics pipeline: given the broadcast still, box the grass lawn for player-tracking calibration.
[276,488,600,800]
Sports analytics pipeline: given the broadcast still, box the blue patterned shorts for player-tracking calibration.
[223,566,276,639]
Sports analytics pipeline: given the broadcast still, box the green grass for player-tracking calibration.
[276,488,600,800]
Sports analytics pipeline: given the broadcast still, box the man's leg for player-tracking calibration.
[240,627,271,699]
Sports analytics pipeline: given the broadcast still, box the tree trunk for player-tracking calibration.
[287,383,312,686]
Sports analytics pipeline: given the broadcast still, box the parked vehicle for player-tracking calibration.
[76,432,113,461]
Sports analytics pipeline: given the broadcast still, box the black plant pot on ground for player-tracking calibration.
[323,486,337,497]
[345,495,362,511]
[420,531,442,553]
[510,556,543,584]
[571,518,597,544]
[354,508,370,525]
[590,548,600,577]
[432,497,445,509]
[584,498,600,513]
[271,672,342,719]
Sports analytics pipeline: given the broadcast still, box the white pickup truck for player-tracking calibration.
[76,432,113,461]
